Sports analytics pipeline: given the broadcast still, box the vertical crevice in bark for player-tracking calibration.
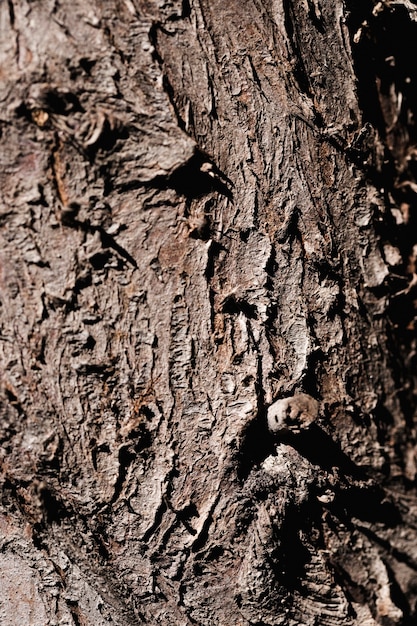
[346,0,417,480]
[282,0,315,99]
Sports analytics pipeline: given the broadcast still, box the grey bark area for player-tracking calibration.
[2,0,417,624]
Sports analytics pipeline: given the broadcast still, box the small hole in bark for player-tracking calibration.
[329,484,401,527]
[238,414,274,480]
[239,229,251,242]
[79,57,96,74]
[41,486,68,524]
[181,0,191,18]
[272,507,312,590]
[222,296,257,319]
[89,251,111,270]
[206,545,224,561]
[242,375,254,387]
[84,334,96,350]
[44,90,83,115]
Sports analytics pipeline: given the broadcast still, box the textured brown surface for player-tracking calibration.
[2,0,417,624]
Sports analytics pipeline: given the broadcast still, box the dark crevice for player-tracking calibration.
[329,560,370,606]
[149,22,191,135]
[222,296,257,319]
[346,0,417,478]
[278,425,367,479]
[247,55,263,91]
[181,0,191,19]
[4,388,26,418]
[298,347,324,400]
[85,120,129,159]
[329,483,402,528]
[38,89,84,116]
[238,413,274,480]
[162,74,187,132]
[165,499,198,537]
[59,208,138,269]
[141,499,168,543]
[282,0,314,98]
[122,150,233,201]
[307,0,325,34]
[355,522,417,573]
[79,57,96,75]
[7,0,15,27]
[167,151,233,200]
[99,227,138,268]
[270,509,313,590]
[110,446,136,505]
[67,602,82,626]
[191,496,220,553]
[385,560,413,622]
[40,485,70,525]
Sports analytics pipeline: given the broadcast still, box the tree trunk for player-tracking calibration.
[2,0,417,624]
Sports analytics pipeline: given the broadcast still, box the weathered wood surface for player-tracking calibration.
[2,0,417,624]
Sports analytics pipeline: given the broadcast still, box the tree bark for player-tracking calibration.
[2,0,417,624]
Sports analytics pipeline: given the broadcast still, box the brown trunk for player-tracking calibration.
[1,1,417,624]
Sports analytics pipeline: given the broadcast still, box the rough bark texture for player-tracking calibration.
[2,0,417,624]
